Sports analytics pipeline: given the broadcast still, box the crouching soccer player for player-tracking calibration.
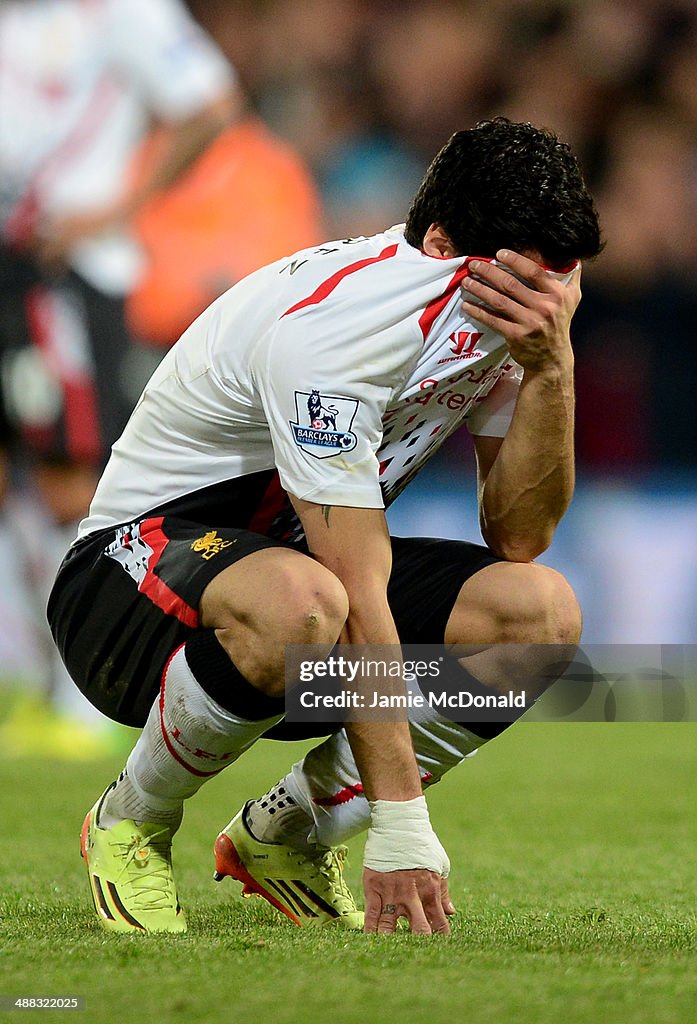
[48,118,602,934]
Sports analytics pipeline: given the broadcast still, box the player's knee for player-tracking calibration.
[281,563,349,647]
[241,562,348,684]
[204,556,348,698]
[251,570,347,697]
[208,558,348,647]
[504,563,582,644]
[452,562,582,645]
[555,574,582,644]
[536,566,582,644]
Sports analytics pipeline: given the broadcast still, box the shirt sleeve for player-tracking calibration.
[251,321,412,508]
[466,362,522,438]
[108,0,235,120]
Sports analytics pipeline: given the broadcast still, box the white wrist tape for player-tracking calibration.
[363,796,450,876]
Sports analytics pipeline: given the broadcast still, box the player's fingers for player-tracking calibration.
[466,258,545,306]
[376,904,400,934]
[461,299,522,338]
[423,900,451,935]
[364,909,381,933]
[363,885,385,934]
[420,880,451,935]
[440,876,456,916]
[460,274,526,321]
[428,912,451,935]
[495,249,563,292]
[403,898,432,935]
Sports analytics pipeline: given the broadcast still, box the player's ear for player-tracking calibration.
[422,223,459,258]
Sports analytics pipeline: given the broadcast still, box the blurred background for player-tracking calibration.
[1,0,695,755]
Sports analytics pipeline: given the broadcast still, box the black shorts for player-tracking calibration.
[47,515,502,728]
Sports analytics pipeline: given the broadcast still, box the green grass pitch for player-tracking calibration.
[1,722,695,1024]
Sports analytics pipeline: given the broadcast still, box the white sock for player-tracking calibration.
[99,644,283,830]
[244,781,316,851]
[280,698,485,848]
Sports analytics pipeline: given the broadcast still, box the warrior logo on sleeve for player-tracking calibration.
[290,389,359,458]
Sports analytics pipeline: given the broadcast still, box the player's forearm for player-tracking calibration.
[292,499,423,803]
[346,720,422,802]
[341,594,423,803]
[479,358,575,562]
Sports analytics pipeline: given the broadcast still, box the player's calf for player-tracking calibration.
[445,561,581,702]
[446,561,581,647]
[82,632,290,933]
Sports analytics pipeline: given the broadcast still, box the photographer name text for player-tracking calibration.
[298,689,527,709]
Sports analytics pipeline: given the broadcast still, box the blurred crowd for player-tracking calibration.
[1,0,696,743]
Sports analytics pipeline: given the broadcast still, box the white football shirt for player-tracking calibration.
[79,225,578,540]
[0,0,234,294]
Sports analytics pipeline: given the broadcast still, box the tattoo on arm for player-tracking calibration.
[322,505,332,527]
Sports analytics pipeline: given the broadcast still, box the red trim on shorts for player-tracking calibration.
[139,517,199,628]
[418,259,475,342]
[281,243,399,317]
[158,643,227,779]
[247,471,286,536]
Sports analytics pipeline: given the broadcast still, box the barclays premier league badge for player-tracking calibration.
[290,390,359,459]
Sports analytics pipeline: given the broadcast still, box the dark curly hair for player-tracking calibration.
[404,118,602,267]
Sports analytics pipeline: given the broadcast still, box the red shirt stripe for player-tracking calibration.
[418,259,477,342]
[281,243,399,318]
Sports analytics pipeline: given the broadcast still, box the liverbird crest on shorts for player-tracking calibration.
[190,530,236,560]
